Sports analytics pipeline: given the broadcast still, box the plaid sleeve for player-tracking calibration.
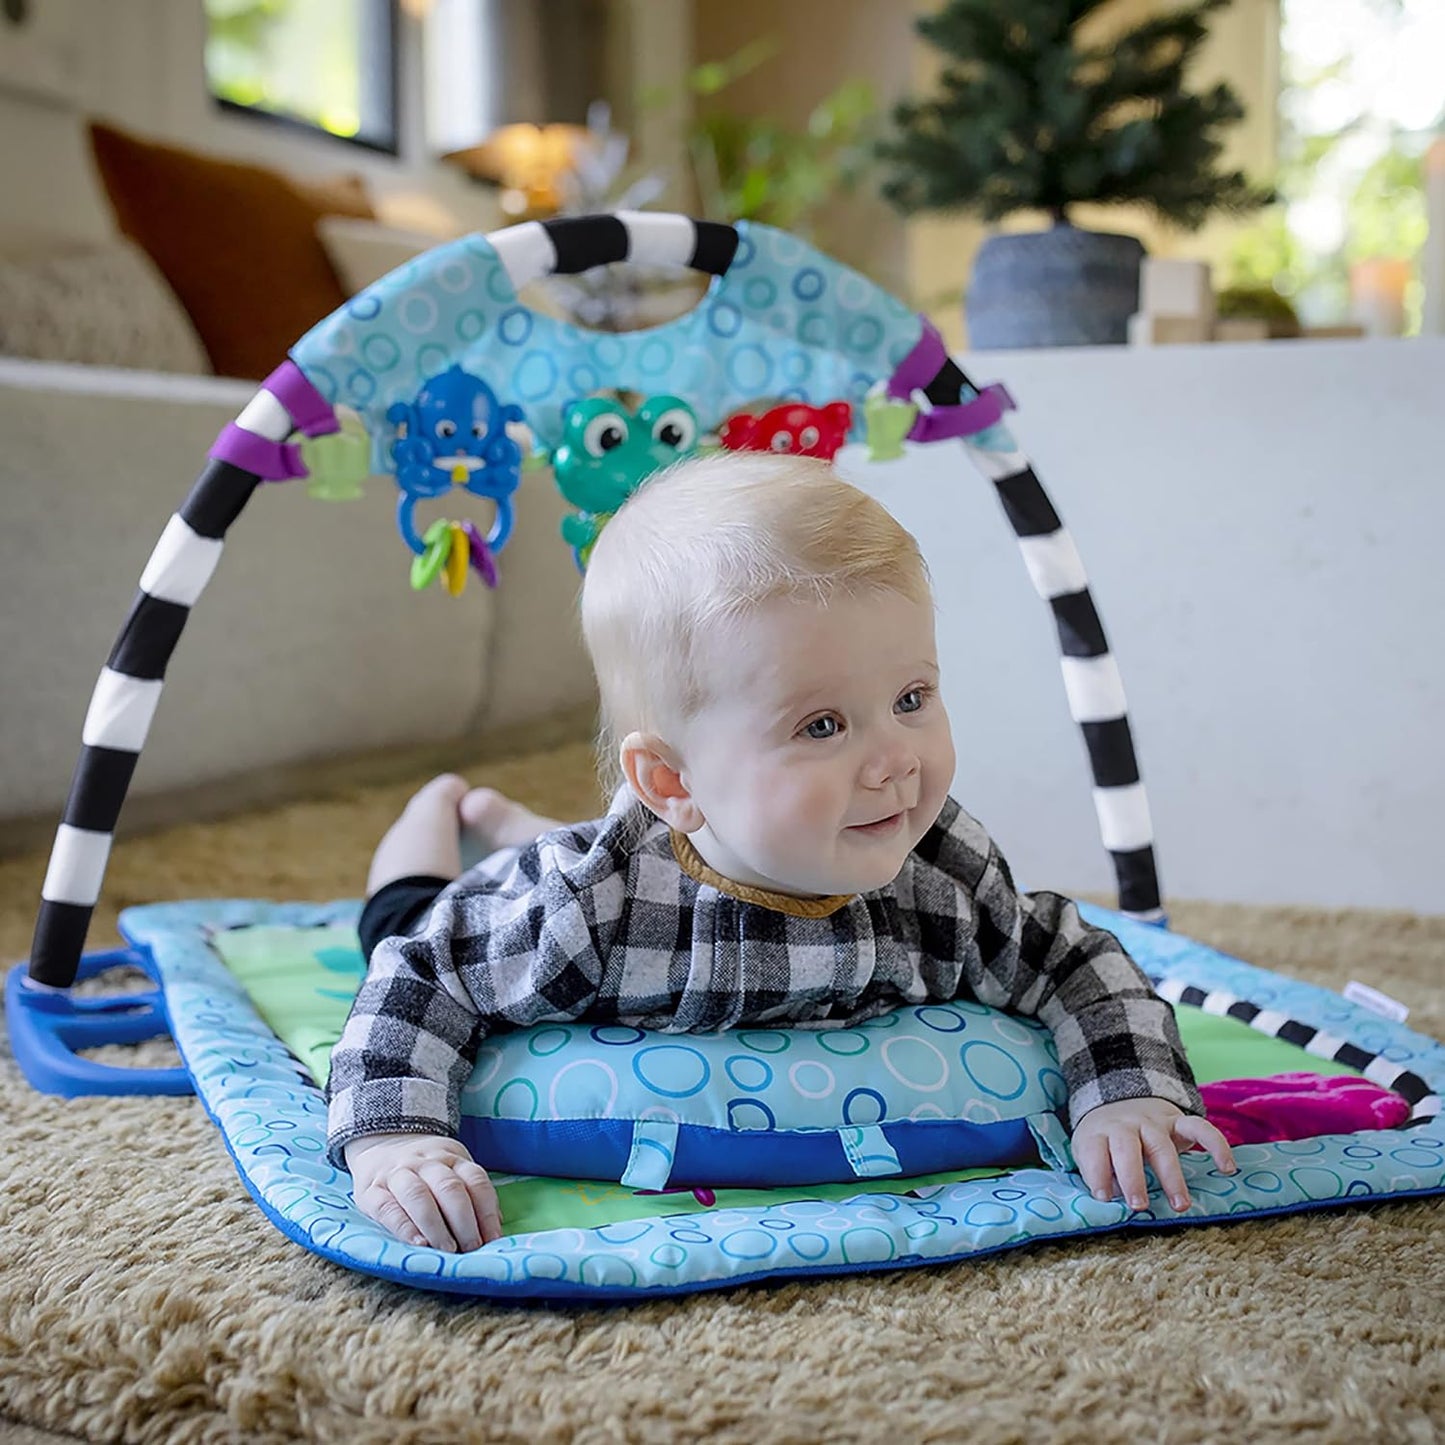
[325,838,606,1168]
[938,805,1203,1130]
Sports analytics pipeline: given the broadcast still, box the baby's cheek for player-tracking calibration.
[744,771,824,850]
[767,767,833,821]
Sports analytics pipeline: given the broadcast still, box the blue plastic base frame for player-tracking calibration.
[6,949,192,1098]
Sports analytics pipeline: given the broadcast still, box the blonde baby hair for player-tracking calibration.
[579,450,932,795]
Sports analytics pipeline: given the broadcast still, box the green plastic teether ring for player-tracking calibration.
[410,519,452,590]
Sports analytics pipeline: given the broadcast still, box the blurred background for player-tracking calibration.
[3,0,1440,359]
[1,1,1441,912]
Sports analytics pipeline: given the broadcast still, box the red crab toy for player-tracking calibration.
[718,401,853,461]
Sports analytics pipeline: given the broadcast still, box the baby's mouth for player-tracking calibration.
[847,811,904,837]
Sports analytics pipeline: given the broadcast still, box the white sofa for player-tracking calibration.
[0,357,594,836]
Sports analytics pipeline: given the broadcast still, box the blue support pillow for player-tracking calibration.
[457,1002,1074,1190]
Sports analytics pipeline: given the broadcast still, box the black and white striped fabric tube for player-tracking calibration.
[26,213,1164,987]
[485,212,741,290]
[27,460,258,987]
[1150,975,1442,1127]
[25,363,342,989]
[921,359,1164,921]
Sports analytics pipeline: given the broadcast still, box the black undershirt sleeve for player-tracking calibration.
[357,874,451,962]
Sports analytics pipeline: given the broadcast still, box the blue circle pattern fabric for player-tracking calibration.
[288,221,924,467]
[117,899,1445,1303]
[458,1002,1070,1191]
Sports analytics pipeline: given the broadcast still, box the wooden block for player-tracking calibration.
[1139,258,1215,321]
[1128,312,1212,345]
[1212,318,1270,343]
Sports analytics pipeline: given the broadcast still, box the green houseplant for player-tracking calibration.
[877,0,1271,347]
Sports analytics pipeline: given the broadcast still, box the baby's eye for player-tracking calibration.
[471,422,487,438]
[436,419,457,439]
[803,715,840,740]
[896,686,930,714]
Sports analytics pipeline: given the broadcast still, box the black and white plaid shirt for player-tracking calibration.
[326,794,1202,1166]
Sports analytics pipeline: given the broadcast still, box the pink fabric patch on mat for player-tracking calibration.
[1200,1071,1410,1145]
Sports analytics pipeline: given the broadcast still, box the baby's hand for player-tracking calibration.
[344,1132,503,1252]
[1071,1098,1237,1213]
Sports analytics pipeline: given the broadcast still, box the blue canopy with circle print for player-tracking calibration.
[290,220,925,466]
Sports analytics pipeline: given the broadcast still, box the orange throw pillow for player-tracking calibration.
[88,122,374,380]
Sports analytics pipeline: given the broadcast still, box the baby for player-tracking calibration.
[326,451,1236,1253]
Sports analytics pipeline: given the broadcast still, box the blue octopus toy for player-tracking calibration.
[385,365,525,556]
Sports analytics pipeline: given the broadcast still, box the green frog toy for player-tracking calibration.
[552,394,701,571]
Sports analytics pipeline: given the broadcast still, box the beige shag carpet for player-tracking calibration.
[1,738,1442,1445]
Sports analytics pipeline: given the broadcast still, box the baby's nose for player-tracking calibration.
[863,743,920,789]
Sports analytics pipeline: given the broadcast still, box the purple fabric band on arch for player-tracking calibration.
[907,383,1016,443]
[264,360,340,437]
[886,318,949,402]
[208,424,307,481]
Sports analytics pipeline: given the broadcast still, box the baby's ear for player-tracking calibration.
[619,732,703,831]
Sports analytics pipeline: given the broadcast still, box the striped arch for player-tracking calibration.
[26,212,1162,990]
[903,343,1164,922]
[27,367,326,989]
[23,217,745,991]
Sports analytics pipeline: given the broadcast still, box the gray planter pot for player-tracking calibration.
[966,225,1145,349]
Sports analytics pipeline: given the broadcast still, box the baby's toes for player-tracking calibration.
[401,780,468,814]
[408,773,470,813]
[457,786,510,835]
[460,787,553,851]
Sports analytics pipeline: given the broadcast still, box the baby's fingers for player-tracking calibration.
[419,1161,504,1252]
[359,1179,434,1249]
[1108,1134,1150,1212]
[1140,1126,1191,1212]
[1071,1129,1115,1202]
[383,1167,459,1252]
[457,1161,505,1244]
[1173,1114,1238,1174]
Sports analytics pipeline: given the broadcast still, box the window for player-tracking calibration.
[203,0,399,154]
[1232,0,1444,331]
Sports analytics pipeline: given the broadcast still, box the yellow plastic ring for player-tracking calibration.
[444,522,469,596]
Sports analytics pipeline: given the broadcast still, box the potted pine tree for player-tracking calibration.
[877,0,1272,348]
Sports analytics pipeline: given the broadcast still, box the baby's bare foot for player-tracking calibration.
[412,773,471,814]
[367,773,471,894]
[458,786,559,854]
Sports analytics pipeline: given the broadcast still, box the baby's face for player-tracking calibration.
[676,588,956,897]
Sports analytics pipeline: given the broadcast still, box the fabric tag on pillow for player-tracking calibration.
[1026,1111,1076,1173]
[838,1124,903,1178]
[620,1119,680,1190]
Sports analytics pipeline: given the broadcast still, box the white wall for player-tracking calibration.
[841,337,1445,915]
